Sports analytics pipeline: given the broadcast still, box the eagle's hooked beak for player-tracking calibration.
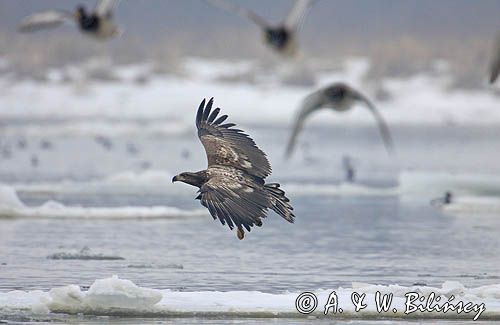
[172,175,178,183]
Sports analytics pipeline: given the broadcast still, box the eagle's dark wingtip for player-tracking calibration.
[213,114,228,125]
[203,98,214,121]
[196,98,206,126]
[207,107,220,123]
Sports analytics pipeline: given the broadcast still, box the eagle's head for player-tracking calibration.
[172,171,206,187]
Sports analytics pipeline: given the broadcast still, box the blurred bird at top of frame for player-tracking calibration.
[206,0,316,57]
[489,31,500,84]
[18,0,121,40]
[285,82,395,157]
[172,98,295,240]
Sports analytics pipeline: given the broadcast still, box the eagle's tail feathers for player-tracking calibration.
[265,183,295,223]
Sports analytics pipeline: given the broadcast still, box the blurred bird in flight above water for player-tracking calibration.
[18,0,121,40]
[489,31,500,84]
[285,82,395,157]
[172,98,295,240]
[206,0,316,57]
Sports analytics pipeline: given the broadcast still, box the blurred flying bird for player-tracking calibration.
[207,0,316,57]
[173,98,295,240]
[489,31,500,84]
[285,82,395,157]
[18,0,120,40]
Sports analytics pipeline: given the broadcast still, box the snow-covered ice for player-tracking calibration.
[0,276,499,320]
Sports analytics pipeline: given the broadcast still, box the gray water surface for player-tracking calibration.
[0,124,500,323]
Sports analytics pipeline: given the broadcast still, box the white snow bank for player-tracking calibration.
[48,276,162,312]
[0,184,205,219]
[1,57,499,131]
[1,276,500,320]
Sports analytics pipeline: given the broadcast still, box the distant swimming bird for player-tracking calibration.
[18,0,120,40]
[207,0,316,57]
[173,98,295,240]
[285,82,395,157]
[489,31,500,84]
[430,191,453,208]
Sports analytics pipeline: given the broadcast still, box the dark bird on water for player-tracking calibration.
[285,82,395,157]
[489,31,500,84]
[172,98,295,240]
[18,0,120,40]
[430,191,453,208]
[207,0,316,57]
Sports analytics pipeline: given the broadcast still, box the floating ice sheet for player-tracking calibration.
[0,276,499,320]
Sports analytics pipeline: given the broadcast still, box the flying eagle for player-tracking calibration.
[490,31,500,84]
[206,0,316,57]
[173,98,295,240]
[18,0,120,40]
[285,82,395,157]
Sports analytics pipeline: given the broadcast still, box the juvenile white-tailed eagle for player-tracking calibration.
[173,98,295,240]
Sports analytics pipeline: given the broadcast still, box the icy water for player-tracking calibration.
[1,124,500,324]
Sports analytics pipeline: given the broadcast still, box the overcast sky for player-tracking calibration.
[1,0,499,41]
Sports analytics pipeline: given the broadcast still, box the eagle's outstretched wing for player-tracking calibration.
[199,177,269,234]
[18,10,74,33]
[284,0,316,31]
[206,0,269,28]
[490,32,500,84]
[95,0,117,18]
[353,92,395,155]
[196,98,271,179]
[285,91,324,157]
